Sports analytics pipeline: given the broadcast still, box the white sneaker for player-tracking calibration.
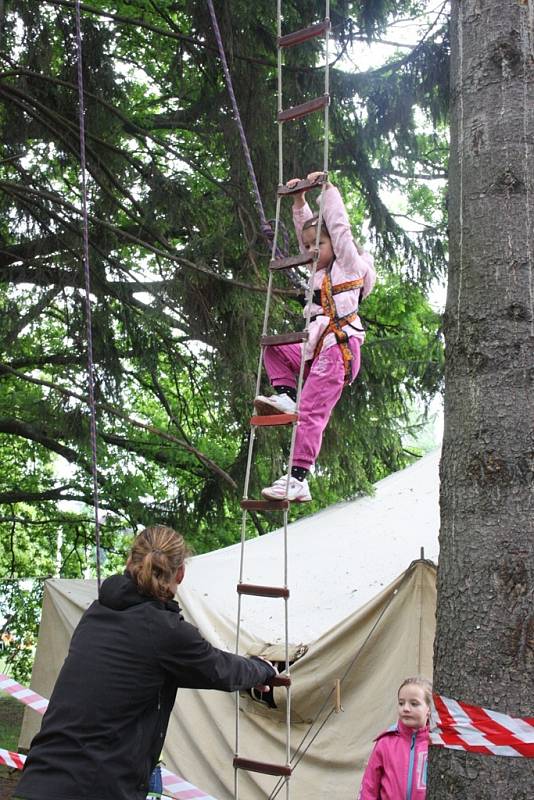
[262,475,312,503]
[254,393,296,416]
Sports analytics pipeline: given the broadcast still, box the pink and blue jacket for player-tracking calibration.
[293,185,376,361]
[358,720,429,800]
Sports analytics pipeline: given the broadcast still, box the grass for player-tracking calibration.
[0,694,25,799]
[0,695,24,753]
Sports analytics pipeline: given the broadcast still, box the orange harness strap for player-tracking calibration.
[331,277,364,295]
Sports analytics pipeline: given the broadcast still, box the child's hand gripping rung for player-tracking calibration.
[277,172,327,196]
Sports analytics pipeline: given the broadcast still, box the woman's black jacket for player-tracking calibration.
[15,572,276,800]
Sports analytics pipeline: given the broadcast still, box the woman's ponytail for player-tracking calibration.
[126,525,190,602]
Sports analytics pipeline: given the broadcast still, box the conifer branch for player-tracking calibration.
[0,362,239,491]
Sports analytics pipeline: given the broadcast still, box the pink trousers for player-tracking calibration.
[263,338,361,470]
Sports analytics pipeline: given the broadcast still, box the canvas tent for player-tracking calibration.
[20,449,440,799]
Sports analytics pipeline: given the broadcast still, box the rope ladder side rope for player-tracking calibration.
[74,0,102,589]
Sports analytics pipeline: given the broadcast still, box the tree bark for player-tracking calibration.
[430,1,534,797]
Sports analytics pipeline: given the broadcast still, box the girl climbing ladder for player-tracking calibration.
[255,172,376,502]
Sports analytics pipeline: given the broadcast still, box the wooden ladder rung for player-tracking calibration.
[241,498,290,511]
[270,252,314,269]
[250,413,298,427]
[278,94,329,123]
[272,674,291,687]
[278,20,330,49]
[261,331,308,346]
[233,757,292,777]
[277,172,327,196]
[237,582,289,598]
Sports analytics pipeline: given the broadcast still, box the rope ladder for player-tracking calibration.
[233,3,331,797]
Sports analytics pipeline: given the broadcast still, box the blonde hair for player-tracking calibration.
[126,525,190,602]
[398,676,433,707]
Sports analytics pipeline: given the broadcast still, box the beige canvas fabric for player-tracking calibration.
[19,451,440,799]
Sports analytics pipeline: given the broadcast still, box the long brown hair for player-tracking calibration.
[126,525,190,602]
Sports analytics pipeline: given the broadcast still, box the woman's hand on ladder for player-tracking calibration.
[253,657,279,692]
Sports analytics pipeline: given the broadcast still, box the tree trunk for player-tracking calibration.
[429,0,534,797]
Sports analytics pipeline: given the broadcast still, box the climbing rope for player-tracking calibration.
[74,0,102,588]
[206,0,301,282]
[206,0,273,244]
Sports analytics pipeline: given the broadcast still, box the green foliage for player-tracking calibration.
[0,694,24,751]
[0,0,448,589]
[0,580,44,684]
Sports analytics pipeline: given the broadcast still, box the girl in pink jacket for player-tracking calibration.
[254,172,376,503]
[358,677,431,800]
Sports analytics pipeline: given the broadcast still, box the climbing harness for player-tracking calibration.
[206,0,304,288]
[313,266,365,384]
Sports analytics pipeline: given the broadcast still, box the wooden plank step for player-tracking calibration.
[278,20,330,48]
[277,172,327,196]
[237,582,289,598]
[233,757,292,777]
[250,413,298,427]
[269,252,314,270]
[241,498,289,511]
[278,94,329,123]
[261,331,308,346]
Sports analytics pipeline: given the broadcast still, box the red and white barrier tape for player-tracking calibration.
[0,746,26,771]
[431,694,534,757]
[0,674,218,798]
[0,676,48,714]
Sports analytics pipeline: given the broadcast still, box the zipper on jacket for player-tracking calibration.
[406,732,416,800]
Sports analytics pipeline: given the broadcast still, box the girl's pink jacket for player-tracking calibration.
[293,185,376,361]
[358,721,429,800]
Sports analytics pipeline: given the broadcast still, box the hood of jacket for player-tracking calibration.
[99,571,181,615]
